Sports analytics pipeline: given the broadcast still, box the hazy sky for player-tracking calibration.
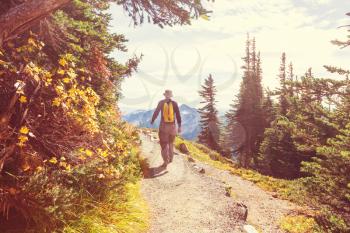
[108,0,350,113]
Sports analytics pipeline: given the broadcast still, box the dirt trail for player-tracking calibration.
[140,132,297,233]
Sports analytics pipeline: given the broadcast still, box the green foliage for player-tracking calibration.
[198,74,221,152]
[258,117,303,179]
[224,36,265,167]
[116,0,208,27]
[301,123,350,232]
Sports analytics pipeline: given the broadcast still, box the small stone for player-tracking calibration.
[208,152,218,161]
[179,143,190,154]
[187,157,195,163]
[235,202,248,221]
[243,225,259,233]
[199,168,205,174]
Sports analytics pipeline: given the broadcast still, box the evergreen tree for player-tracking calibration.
[261,91,276,128]
[302,122,350,232]
[258,116,302,178]
[225,35,265,167]
[198,74,221,151]
[279,52,289,115]
[287,62,295,98]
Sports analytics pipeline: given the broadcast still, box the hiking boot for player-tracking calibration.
[161,162,168,169]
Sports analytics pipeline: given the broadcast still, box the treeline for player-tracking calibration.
[198,34,350,231]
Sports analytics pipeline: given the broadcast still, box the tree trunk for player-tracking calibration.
[0,0,71,46]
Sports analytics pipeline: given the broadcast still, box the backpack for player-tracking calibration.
[163,101,174,123]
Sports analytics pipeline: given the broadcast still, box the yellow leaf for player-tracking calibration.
[19,95,27,103]
[18,135,28,143]
[45,78,52,86]
[62,77,70,83]
[200,14,210,21]
[49,157,58,164]
[67,70,77,79]
[65,53,74,61]
[57,69,65,75]
[59,161,67,168]
[19,126,29,134]
[52,98,60,107]
[85,149,93,157]
[28,38,36,46]
[59,58,67,67]
[101,150,108,158]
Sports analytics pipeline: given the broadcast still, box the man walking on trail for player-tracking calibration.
[151,90,182,168]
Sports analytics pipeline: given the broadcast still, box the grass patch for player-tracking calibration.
[175,137,232,171]
[63,181,149,233]
[279,215,322,233]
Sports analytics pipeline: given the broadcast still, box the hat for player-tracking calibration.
[163,89,173,98]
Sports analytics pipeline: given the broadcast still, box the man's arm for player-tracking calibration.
[151,101,162,124]
[174,102,182,127]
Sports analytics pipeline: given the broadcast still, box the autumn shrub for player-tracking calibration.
[0,22,141,232]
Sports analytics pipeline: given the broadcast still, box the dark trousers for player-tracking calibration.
[158,123,176,164]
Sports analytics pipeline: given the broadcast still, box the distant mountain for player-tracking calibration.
[122,104,200,140]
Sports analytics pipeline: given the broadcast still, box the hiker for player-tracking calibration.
[151,90,182,168]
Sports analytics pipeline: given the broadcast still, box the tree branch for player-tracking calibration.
[0,0,71,46]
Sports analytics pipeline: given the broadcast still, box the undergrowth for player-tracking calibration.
[63,181,149,233]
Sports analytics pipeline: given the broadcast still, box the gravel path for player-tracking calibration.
[198,162,298,233]
[140,133,297,233]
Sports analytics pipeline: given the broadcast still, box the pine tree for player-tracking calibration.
[198,74,221,151]
[258,55,303,178]
[225,36,265,167]
[279,52,289,115]
[258,116,302,177]
[287,62,295,98]
[262,91,276,127]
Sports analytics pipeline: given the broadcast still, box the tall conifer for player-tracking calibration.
[224,35,265,167]
[198,74,221,151]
